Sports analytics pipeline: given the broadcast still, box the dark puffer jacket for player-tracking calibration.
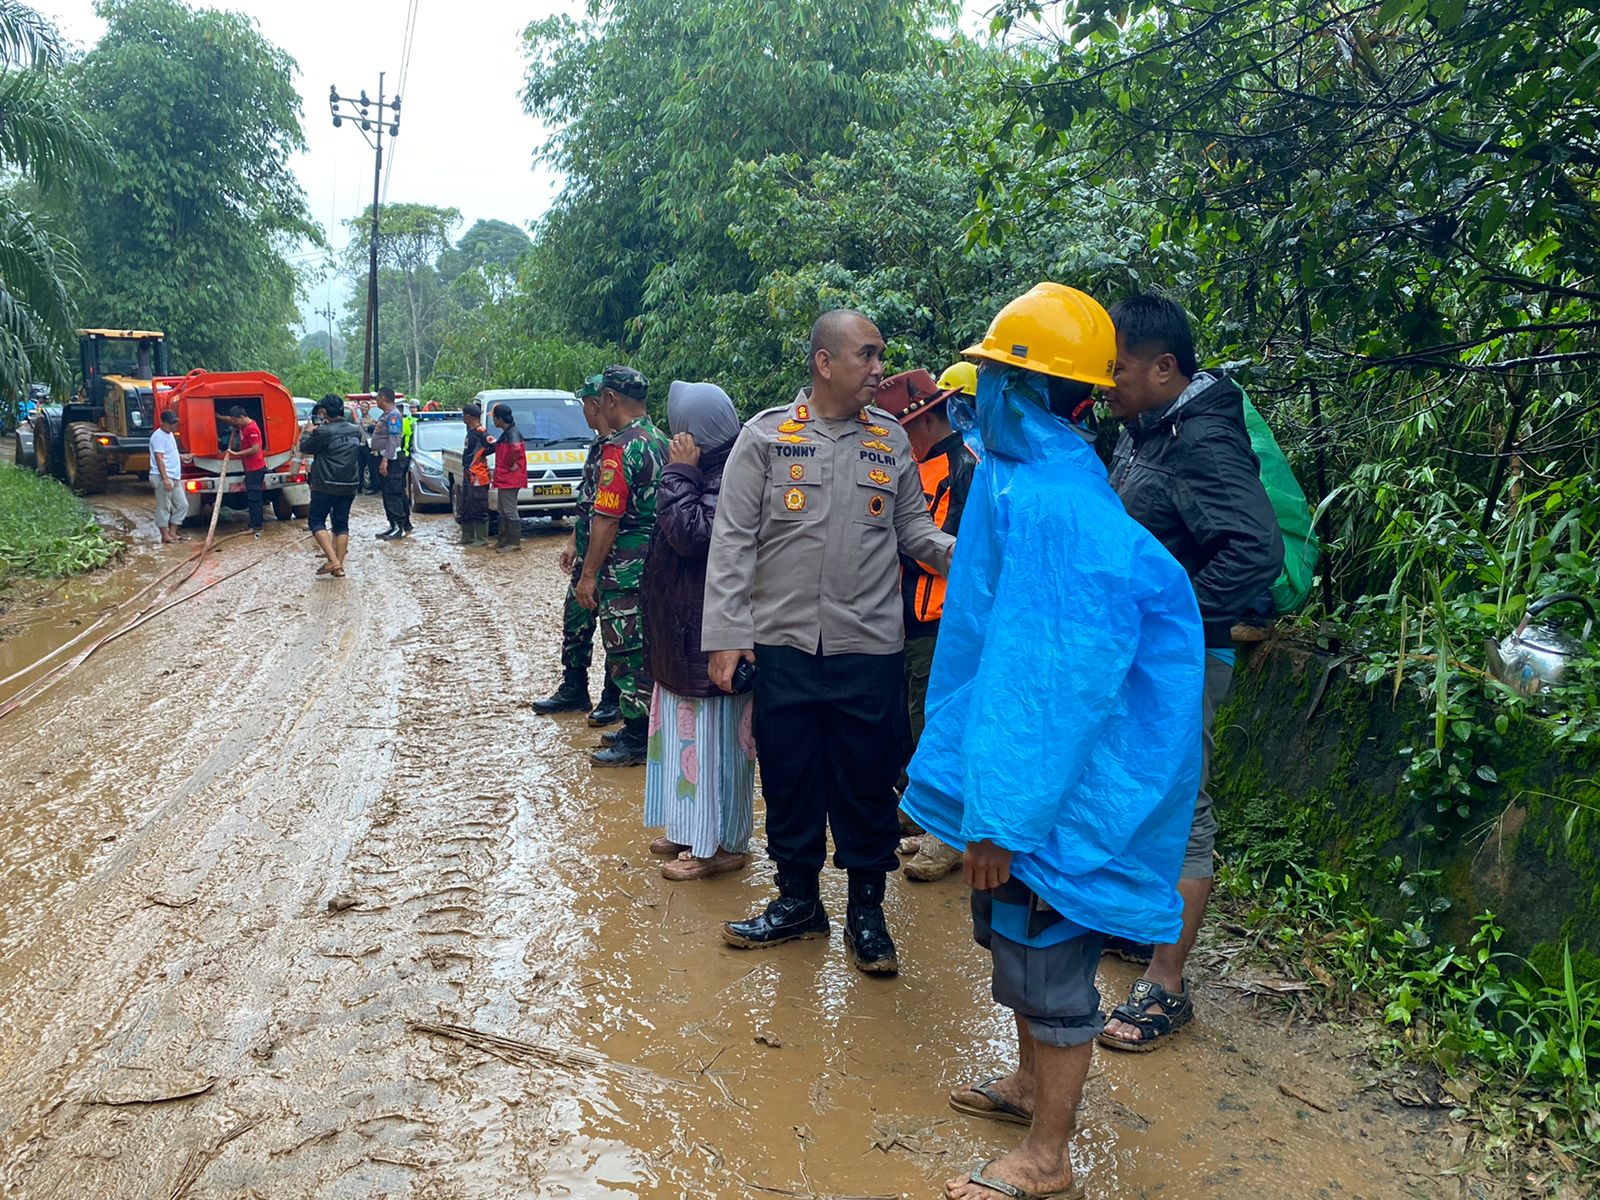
[1108,371,1284,648]
[300,418,363,495]
[642,440,733,698]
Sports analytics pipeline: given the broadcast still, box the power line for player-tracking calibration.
[381,0,420,207]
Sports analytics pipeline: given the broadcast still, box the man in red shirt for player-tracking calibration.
[221,405,269,537]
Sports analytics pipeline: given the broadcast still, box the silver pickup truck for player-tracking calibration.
[437,388,592,523]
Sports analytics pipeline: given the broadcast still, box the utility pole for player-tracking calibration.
[314,302,337,366]
[329,75,401,393]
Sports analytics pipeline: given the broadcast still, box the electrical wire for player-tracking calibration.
[381,0,420,206]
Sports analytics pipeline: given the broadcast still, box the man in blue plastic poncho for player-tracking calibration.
[899,284,1205,1200]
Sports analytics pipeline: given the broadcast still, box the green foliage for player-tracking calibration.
[0,463,119,585]
[1218,838,1600,1171]
[282,350,357,403]
[63,0,319,370]
[0,2,105,398]
[344,202,463,391]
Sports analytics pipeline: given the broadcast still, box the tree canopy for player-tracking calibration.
[64,0,319,371]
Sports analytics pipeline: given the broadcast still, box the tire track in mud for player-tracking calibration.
[0,516,590,1199]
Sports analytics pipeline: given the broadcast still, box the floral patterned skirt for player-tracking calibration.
[644,684,756,858]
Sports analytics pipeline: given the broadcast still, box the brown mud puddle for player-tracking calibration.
[0,493,1473,1198]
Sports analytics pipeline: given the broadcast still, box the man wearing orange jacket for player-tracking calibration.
[873,364,980,882]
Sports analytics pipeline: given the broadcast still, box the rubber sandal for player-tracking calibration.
[329,568,346,578]
[948,1076,1032,1126]
[962,1159,1084,1200]
[648,836,689,857]
[316,561,335,575]
[1097,976,1194,1053]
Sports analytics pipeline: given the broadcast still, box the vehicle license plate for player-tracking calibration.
[530,484,572,497]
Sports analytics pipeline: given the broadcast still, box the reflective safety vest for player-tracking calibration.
[911,454,958,623]
[400,414,416,456]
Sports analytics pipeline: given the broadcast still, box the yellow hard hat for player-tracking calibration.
[934,361,978,398]
[963,283,1116,388]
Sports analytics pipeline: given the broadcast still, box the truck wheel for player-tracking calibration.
[33,415,61,479]
[271,490,293,521]
[12,430,33,470]
[65,422,108,494]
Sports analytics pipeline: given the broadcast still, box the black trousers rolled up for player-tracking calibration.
[382,455,412,531]
[752,643,910,874]
[243,467,266,531]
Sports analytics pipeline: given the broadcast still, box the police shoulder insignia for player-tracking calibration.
[861,439,893,452]
[777,419,805,433]
[868,424,892,437]
[789,464,805,481]
[784,487,806,512]
[867,468,891,486]
[776,434,810,445]
[857,408,870,424]
[794,404,811,422]
[867,494,886,517]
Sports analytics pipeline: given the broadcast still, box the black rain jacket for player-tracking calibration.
[301,418,364,496]
[1108,371,1284,648]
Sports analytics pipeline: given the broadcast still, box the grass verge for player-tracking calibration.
[1213,838,1600,1191]
[0,465,121,590]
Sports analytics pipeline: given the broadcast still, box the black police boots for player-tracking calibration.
[591,715,647,767]
[722,868,830,949]
[587,677,622,727]
[533,674,591,715]
[844,871,899,975]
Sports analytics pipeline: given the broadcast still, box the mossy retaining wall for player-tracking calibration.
[1212,642,1600,970]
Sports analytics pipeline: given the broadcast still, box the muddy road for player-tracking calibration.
[0,485,1466,1198]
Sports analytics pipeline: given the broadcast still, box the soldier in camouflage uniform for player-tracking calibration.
[574,365,670,767]
[533,374,622,726]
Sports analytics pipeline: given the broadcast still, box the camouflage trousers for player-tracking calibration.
[563,566,620,701]
[598,582,652,721]
[561,567,599,680]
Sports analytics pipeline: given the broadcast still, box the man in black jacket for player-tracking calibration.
[301,394,364,578]
[1100,295,1284,1053]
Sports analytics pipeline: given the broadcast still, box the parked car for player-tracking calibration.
[439,388,591,525]
[283,398,316,516]
[407,411,465,511]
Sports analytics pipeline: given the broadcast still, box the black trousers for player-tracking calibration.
[243,467,266,530]
[382,455,412,530]
[752,643,910,873]
[363,449,382,492]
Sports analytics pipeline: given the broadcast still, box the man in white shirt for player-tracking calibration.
[148,409,190,543]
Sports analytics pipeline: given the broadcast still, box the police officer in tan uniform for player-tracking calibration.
[702,309,955,976]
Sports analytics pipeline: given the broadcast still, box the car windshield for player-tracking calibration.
[414,420,465,453]
[501,396,590,444]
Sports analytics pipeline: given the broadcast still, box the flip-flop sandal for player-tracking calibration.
[316,561,336,575]
[329,568,346,579]
[648,836,689,857]
[1097,976,1194,1053]
[962,1159,1084,1200]
[948,1076,1032,1126]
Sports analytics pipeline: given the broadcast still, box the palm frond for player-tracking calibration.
[0,193,78,393]
[0,70,108,192]
[0,0,62,71]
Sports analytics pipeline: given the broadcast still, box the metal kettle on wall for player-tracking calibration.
[1485,593,1596,698]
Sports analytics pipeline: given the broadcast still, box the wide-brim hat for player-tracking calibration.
[874,369,961,425]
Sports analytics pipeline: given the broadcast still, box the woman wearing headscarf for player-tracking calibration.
[641,381,755,880]
[455,402,492,547]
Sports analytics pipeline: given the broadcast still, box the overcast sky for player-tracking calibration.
[40,0,567,338]
[40,1,995,341]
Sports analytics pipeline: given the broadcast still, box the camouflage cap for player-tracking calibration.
[578,373,604,401]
